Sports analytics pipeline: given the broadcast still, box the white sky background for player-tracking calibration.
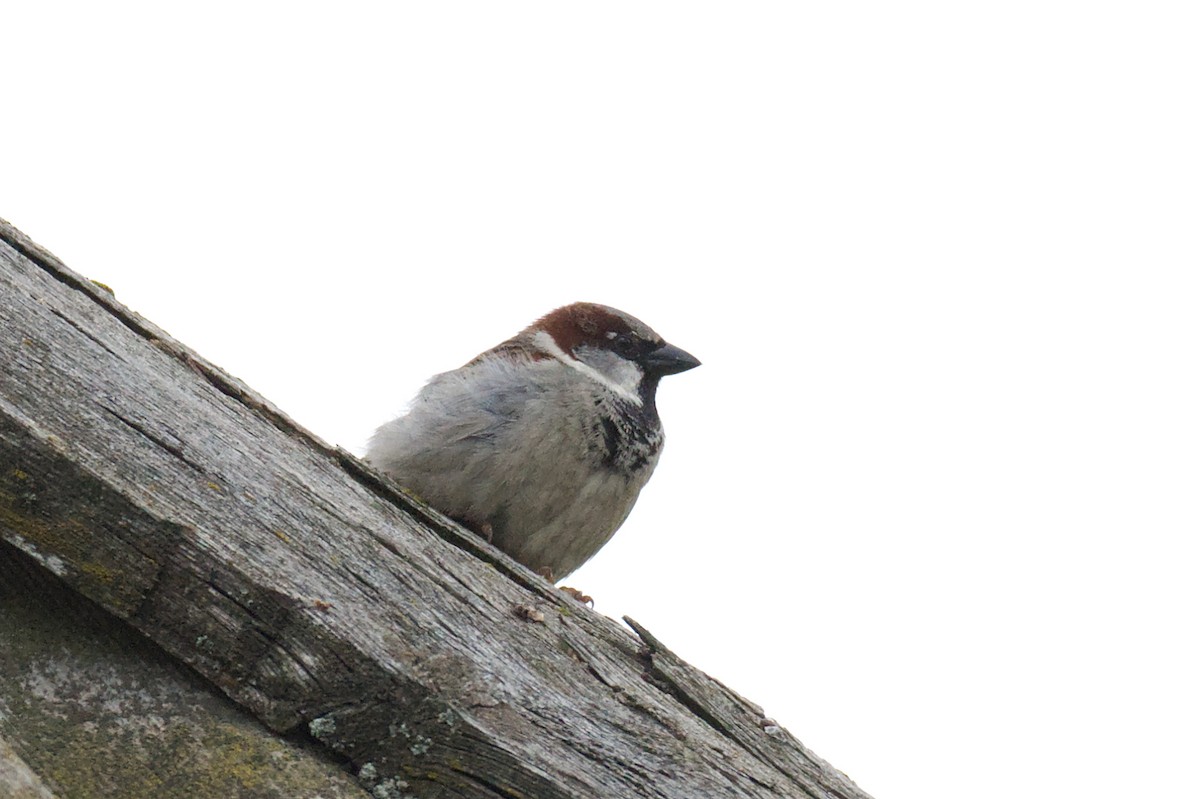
[4,3,1198,797]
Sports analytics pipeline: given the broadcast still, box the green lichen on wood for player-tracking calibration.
[0,489,143,615]
[0,550,369,799]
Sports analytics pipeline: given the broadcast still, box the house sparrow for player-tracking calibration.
[366,303,699,582]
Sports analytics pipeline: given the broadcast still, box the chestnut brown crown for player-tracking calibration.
[530,303,701,377]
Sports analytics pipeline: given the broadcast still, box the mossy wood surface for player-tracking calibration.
[0,217,872,799]
[0,545,369,799]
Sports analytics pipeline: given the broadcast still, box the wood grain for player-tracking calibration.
[0,217,872,799]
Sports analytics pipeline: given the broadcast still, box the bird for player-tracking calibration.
[365,302,699,583]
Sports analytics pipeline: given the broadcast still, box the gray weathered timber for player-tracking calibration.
[0,216,873,799]
[0,543,370,799]
[0,735,57,799]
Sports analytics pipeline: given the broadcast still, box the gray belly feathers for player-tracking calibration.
[366,358,661,579]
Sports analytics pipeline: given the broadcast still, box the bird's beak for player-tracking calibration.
[643,342,701,376]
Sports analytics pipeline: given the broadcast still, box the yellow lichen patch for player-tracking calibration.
[0,498,63,553]
[206,482,222,493]
[272,529,292,544]
[81,561,119,584]
[38,718,358,798]
[199,727,286,790]
[89,278,116,295]
[0,493,150,616]
[10,468,28,480]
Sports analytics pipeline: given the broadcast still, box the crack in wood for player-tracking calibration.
[625,616,866,799]
[1,216,874,799]
[47,305,122,358]
[98,404,204,472]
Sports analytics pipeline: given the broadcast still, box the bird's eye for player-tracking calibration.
[613,334,639,357]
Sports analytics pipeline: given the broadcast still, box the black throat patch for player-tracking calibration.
[594,398,662,476]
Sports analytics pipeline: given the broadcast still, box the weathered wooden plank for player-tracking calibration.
[0,216,873,799]
[0,735,58,799]
[0,542,370,799]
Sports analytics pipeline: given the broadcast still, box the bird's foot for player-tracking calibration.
[534,567,593,606]
[558,586,594,607]
[454,516,494,543]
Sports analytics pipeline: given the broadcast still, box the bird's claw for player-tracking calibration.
[558,586,594,607]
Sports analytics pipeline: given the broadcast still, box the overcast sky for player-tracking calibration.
[4,4,1199,798]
